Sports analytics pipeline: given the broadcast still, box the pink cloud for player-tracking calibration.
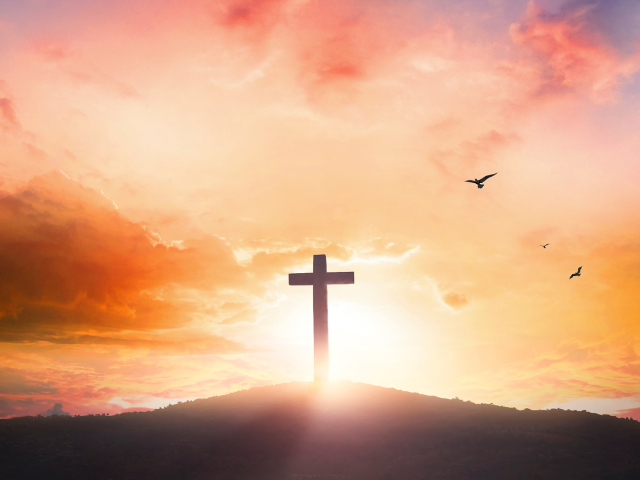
[511,2,640,103]
[213,0,289,33]
[30,41,139,97]
[0,97,19,130]
[210,0,450,100]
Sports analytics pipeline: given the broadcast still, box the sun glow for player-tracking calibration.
[329,301,402,381]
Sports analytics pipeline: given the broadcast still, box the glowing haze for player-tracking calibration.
[1,0,640,420]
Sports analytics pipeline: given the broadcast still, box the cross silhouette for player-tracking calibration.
[289,255,354,382]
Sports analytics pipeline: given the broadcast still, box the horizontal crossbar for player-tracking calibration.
[326,272,354,284]
[289,272,354,285]
[289,273,314,285]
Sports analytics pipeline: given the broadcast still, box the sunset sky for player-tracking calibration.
[1,0,640,420]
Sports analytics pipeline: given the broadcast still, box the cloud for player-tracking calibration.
[0,97,20,131]
[0,171,244,337]
[213,0,289,34]
[210,0,450,101]
[31,42,139,98]
[0,82,49,168]
[0,331,242,354]
[431,129,519,174]
[45,402,70,416]
[616,363,640,377]
[0,368,58,395]
[510,1,640,103]
[346,238,419,264]
[459,130,519,166]
[245,241,351,274]
[442,292,468,310]
[459,338,640,409]
[291,0,449,100]
[292,2,380,88]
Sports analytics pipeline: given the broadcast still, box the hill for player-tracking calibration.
[1,381,640,479]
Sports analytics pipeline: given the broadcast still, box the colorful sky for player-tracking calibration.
[1,0,640,420]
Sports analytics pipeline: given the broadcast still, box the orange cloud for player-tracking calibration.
[511,1,640,103]
[0,368,58,395]
[0,171,245,337]
[442,292,468,310]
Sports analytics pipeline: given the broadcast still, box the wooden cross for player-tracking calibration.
[289,254,354,382]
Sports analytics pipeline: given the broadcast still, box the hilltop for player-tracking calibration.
[1,382,639,479]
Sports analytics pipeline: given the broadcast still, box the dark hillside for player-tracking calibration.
[1,382,639,479]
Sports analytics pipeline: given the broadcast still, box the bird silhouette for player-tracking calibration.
[465,173,497,189]
[540,244,549,248]
[569,266,582,279]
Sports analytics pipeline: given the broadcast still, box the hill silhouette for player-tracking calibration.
[1,381,640,479]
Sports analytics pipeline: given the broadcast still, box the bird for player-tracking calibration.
[465,173,497,189]
[540,244,549,248]
[569,266,582,279]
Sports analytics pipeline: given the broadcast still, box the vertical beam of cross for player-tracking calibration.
[289,255,354,382]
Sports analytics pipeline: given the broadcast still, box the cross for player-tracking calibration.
[289,254,354,382]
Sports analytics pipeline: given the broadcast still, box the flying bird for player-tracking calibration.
[540,244,549,248]
[569,266,582,279]
[465,173,497,189]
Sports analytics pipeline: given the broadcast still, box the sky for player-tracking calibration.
[1,0,640,420]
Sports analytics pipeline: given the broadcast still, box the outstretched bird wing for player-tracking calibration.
[465,180,478,184]
[478,173,497,183]
[577,266,582,274]
[570,273,577,279]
